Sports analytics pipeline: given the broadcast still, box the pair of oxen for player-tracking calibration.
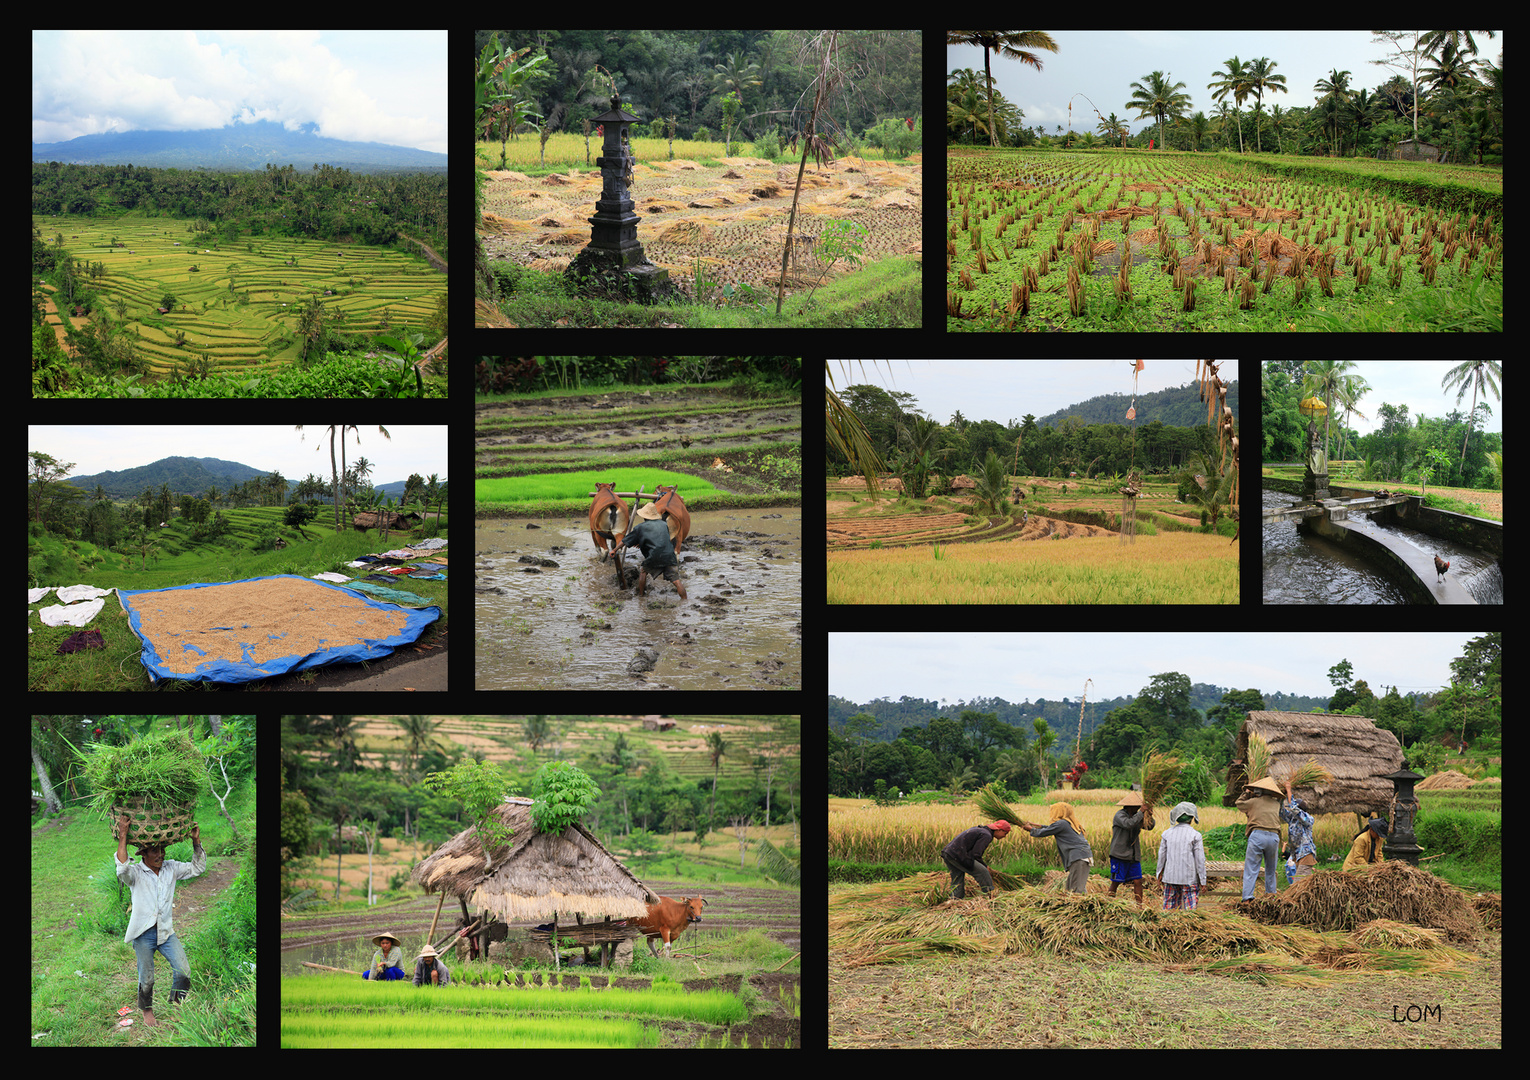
[588,482,691,597]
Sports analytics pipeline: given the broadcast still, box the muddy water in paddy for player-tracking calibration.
[476,506,802,689]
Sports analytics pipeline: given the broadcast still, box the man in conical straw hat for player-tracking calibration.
[619,501,688,601]
[413,943,452,987]
[1235,775,1285,900]
[363,932,407,981]
[1106,791,1154,907]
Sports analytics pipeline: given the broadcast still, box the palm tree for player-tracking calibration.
[1245,57,1288,153]
[1207,56,1252,153]
[1312,68,1352,157]
[1441,360,1502,473]
[945,31,1060,148]
[1126,71,1191,150]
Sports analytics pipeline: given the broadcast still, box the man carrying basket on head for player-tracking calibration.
[116,813,206,1027]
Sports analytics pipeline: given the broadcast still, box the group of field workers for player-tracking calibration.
[943,778,1393,910]
[363,932,451,986]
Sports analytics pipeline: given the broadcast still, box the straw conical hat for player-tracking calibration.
[371,931,402,947]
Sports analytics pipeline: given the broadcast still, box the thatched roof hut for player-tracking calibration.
[411,797,657,921]
[352,510,412,532]
[1223,711,1404,816]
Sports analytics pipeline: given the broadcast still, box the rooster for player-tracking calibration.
[1434,554,1451,582]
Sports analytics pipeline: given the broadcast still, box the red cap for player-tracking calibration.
[989,820,1012,833]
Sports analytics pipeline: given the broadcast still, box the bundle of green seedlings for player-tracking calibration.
[79,729,205,820]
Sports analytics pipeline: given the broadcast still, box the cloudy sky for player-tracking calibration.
[29,426,447,487]
[32,30,446,154]
[830,632,1489,705]
[829,360,1236,427]
[1271,361,1501,437]
[947,30,1502,138]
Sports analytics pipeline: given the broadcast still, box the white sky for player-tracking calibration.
[947,30,1503,138]
[29,425,447,487]
[829,359,1236,427]
[1275,361,1501,437]
[830,632,1489,705]
[32,30,446,154]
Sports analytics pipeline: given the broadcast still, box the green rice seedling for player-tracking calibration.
[280,974,747,1025]
[281,1010,662,1049]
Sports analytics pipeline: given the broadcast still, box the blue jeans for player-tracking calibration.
[132,925,190,1010]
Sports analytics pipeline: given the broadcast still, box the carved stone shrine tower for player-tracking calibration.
[563,94,675,305]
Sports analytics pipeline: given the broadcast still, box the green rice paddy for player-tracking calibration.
[37,214,445,374]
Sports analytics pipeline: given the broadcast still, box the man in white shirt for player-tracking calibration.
[115,814,207,1027]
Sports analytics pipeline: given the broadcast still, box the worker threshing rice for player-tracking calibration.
[1234,775,1286,899]
[1342,814,1390,871]
[939,819,1011,899]
[1155,801,1206,910]
[1104,791,1154,907]
[1280,779,1319,886]
[1014,803,1093,893]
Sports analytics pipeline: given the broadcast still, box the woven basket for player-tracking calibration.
[110,795,195,847]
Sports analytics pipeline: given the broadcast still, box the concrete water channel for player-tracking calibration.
[1263,481,1501,604]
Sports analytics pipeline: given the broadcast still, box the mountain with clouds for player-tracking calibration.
[32,120,446,174]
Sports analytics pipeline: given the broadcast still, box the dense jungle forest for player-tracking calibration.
[31,162,448,258]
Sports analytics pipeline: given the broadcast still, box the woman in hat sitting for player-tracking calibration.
[362,932,407,980]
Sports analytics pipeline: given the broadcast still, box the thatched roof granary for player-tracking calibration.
[1223,711,1404,816]
[411,797,658,921]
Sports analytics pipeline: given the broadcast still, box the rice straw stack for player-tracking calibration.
[1245,732,1333,788]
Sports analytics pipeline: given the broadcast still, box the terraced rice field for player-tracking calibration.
[36,214,446,374]
[947,149,1502,332]
[481,153,920,297]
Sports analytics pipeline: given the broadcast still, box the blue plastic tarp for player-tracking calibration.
[117,574,441,684]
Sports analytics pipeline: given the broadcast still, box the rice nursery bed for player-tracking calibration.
[281,973,748,1048]
[946,149,1502,332]
[830,862,1492,986]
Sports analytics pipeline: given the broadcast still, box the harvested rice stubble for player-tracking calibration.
[131,578,409,669]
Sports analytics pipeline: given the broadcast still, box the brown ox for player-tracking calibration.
[632,895,705,958]
[652,485,691,555]
[588,482,631,585]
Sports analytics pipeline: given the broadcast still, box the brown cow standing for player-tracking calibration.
[652,485,691,555]
[632,895,706,958]
[588,482,631,586]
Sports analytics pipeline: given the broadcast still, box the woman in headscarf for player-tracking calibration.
[1017,803,1093,893]
[1342,814,1389,871]
[940,819,1011,899]
[1155,801,1206,910]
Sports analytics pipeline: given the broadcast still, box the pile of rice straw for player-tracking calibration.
[829,872,1479,983]
[1245,860,1479,943]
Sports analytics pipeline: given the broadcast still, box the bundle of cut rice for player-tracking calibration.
[1246,732,1332,789]
[973,783,1026,829]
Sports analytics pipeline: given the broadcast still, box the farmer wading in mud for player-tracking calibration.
[116,812,206,1026]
